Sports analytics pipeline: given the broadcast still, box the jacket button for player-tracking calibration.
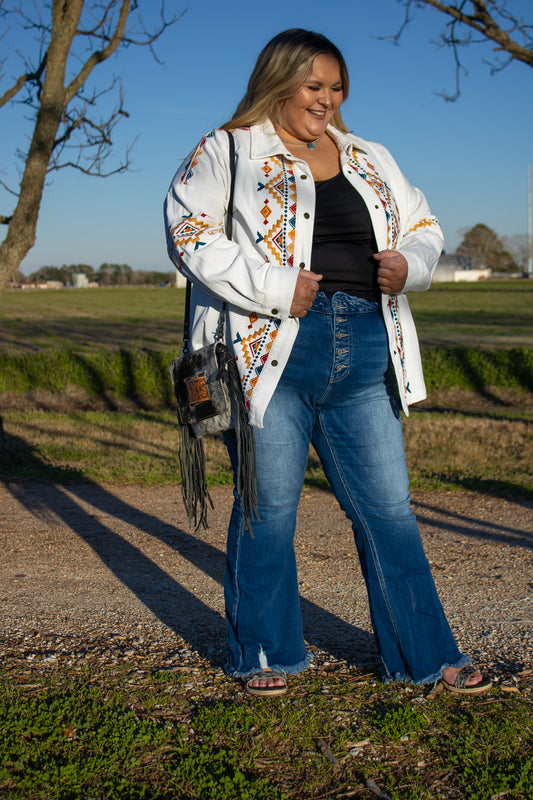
[299,262,305,269]
[300,174,307,179]
[271,360,279,366]
[271,308,278,316]
[303,212,310,219]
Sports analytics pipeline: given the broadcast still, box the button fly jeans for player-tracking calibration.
[224,292,469,683]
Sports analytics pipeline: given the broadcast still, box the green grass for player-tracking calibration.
[0,344,532,402]
[421,346,533,393]
[408,281,533,348]
[1,403,531,496]
[0,286,186,353]
[0,667,282,800]
[2,280,532,353]
[0,282,532,497]
[0,660,531,799]
[0,348,177,405]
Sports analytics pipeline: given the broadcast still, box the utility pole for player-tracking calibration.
[527,164,533,278]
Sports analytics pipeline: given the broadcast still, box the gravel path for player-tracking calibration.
[1,482,532,679]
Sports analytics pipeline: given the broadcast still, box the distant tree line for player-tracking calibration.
[19,263,175,287]
[11,224,526,289]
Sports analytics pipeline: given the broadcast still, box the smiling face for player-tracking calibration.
[275,53,344,143]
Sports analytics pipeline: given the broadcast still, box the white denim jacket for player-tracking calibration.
[164,121,444,427]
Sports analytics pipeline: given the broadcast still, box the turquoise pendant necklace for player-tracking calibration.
[279,135,321,150]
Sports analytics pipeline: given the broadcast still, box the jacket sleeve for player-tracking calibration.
[397,184,444,294]
[372,143,444,294]
[164,129,299,319]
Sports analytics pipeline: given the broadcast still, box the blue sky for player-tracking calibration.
[1,0,532,275]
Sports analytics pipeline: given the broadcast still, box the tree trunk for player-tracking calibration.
[0,0,83,293]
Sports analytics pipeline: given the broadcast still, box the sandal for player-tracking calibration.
[243,668,288,697]
[441,665,492,695]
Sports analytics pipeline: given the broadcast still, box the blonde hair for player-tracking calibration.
[221,29,349,133]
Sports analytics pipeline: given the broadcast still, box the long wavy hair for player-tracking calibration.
[221,29,349,133]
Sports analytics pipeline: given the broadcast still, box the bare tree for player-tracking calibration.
[0,0,182,292]
[392,1,532,100]
[502,233,530,270]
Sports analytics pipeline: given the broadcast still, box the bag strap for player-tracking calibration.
[182,131,235,352]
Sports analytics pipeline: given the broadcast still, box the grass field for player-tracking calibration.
[0,281,532,497]
[1,280,532,352]
[408,281,532,348]
[0,286,186,353]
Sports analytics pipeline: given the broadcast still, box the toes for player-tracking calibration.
[248,677,284,689]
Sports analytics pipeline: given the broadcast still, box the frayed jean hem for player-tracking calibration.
[225,652,313,679]
[383,653,471,686]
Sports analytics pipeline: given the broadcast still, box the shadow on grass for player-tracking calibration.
[70,351,120,411]
[0,427,378,672]
[422,346,533,402]
[455,347,533,403]
[0,348,176,411]
[69,349,175,411]
[413,405,533,424]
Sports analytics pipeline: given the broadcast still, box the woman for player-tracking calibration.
[164,29,491,697]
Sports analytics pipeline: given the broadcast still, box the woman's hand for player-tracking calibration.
[374,250,408,294]
[290,269,323,317]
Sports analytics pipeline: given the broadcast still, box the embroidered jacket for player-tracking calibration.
[164,121,444,427]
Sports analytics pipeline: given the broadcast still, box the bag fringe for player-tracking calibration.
[225,354,259,534]
[178,423,214,531]
[178,350,259,534]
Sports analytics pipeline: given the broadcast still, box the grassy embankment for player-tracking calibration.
[0,281,531,496]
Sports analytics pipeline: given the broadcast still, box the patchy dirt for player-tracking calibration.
[1,482,532,681]
[1,387,532,415]
[415,387,533,414]
[0,389,169,413]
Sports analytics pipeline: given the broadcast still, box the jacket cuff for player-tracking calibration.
[260,266,300,319]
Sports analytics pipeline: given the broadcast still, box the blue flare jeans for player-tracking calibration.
[224,292,469,684]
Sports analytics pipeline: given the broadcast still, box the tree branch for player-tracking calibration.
[416,0,533,67]
[0,54,48,109]
[392,1,533,98]
[65,0,182,104]
[65,0,131,103]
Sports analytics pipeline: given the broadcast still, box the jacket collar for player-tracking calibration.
[248,119,367,159]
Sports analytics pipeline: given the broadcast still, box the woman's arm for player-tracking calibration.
[164,129,299,319]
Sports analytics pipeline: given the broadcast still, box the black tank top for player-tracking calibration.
[311,171,380,301]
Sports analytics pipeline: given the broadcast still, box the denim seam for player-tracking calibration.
[316,412,402,651]
[228,514,244,668]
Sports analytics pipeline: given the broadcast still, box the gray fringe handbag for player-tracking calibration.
[169,132,258,532]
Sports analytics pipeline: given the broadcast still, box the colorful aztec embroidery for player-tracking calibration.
[386,295,409,395]
[408,216,440,233]
[179,130,216,185]
[168,213,223,271]
[255,157,296,267]
[170,140,296,407]
[234,316,281,408]
[348,148,400,249]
